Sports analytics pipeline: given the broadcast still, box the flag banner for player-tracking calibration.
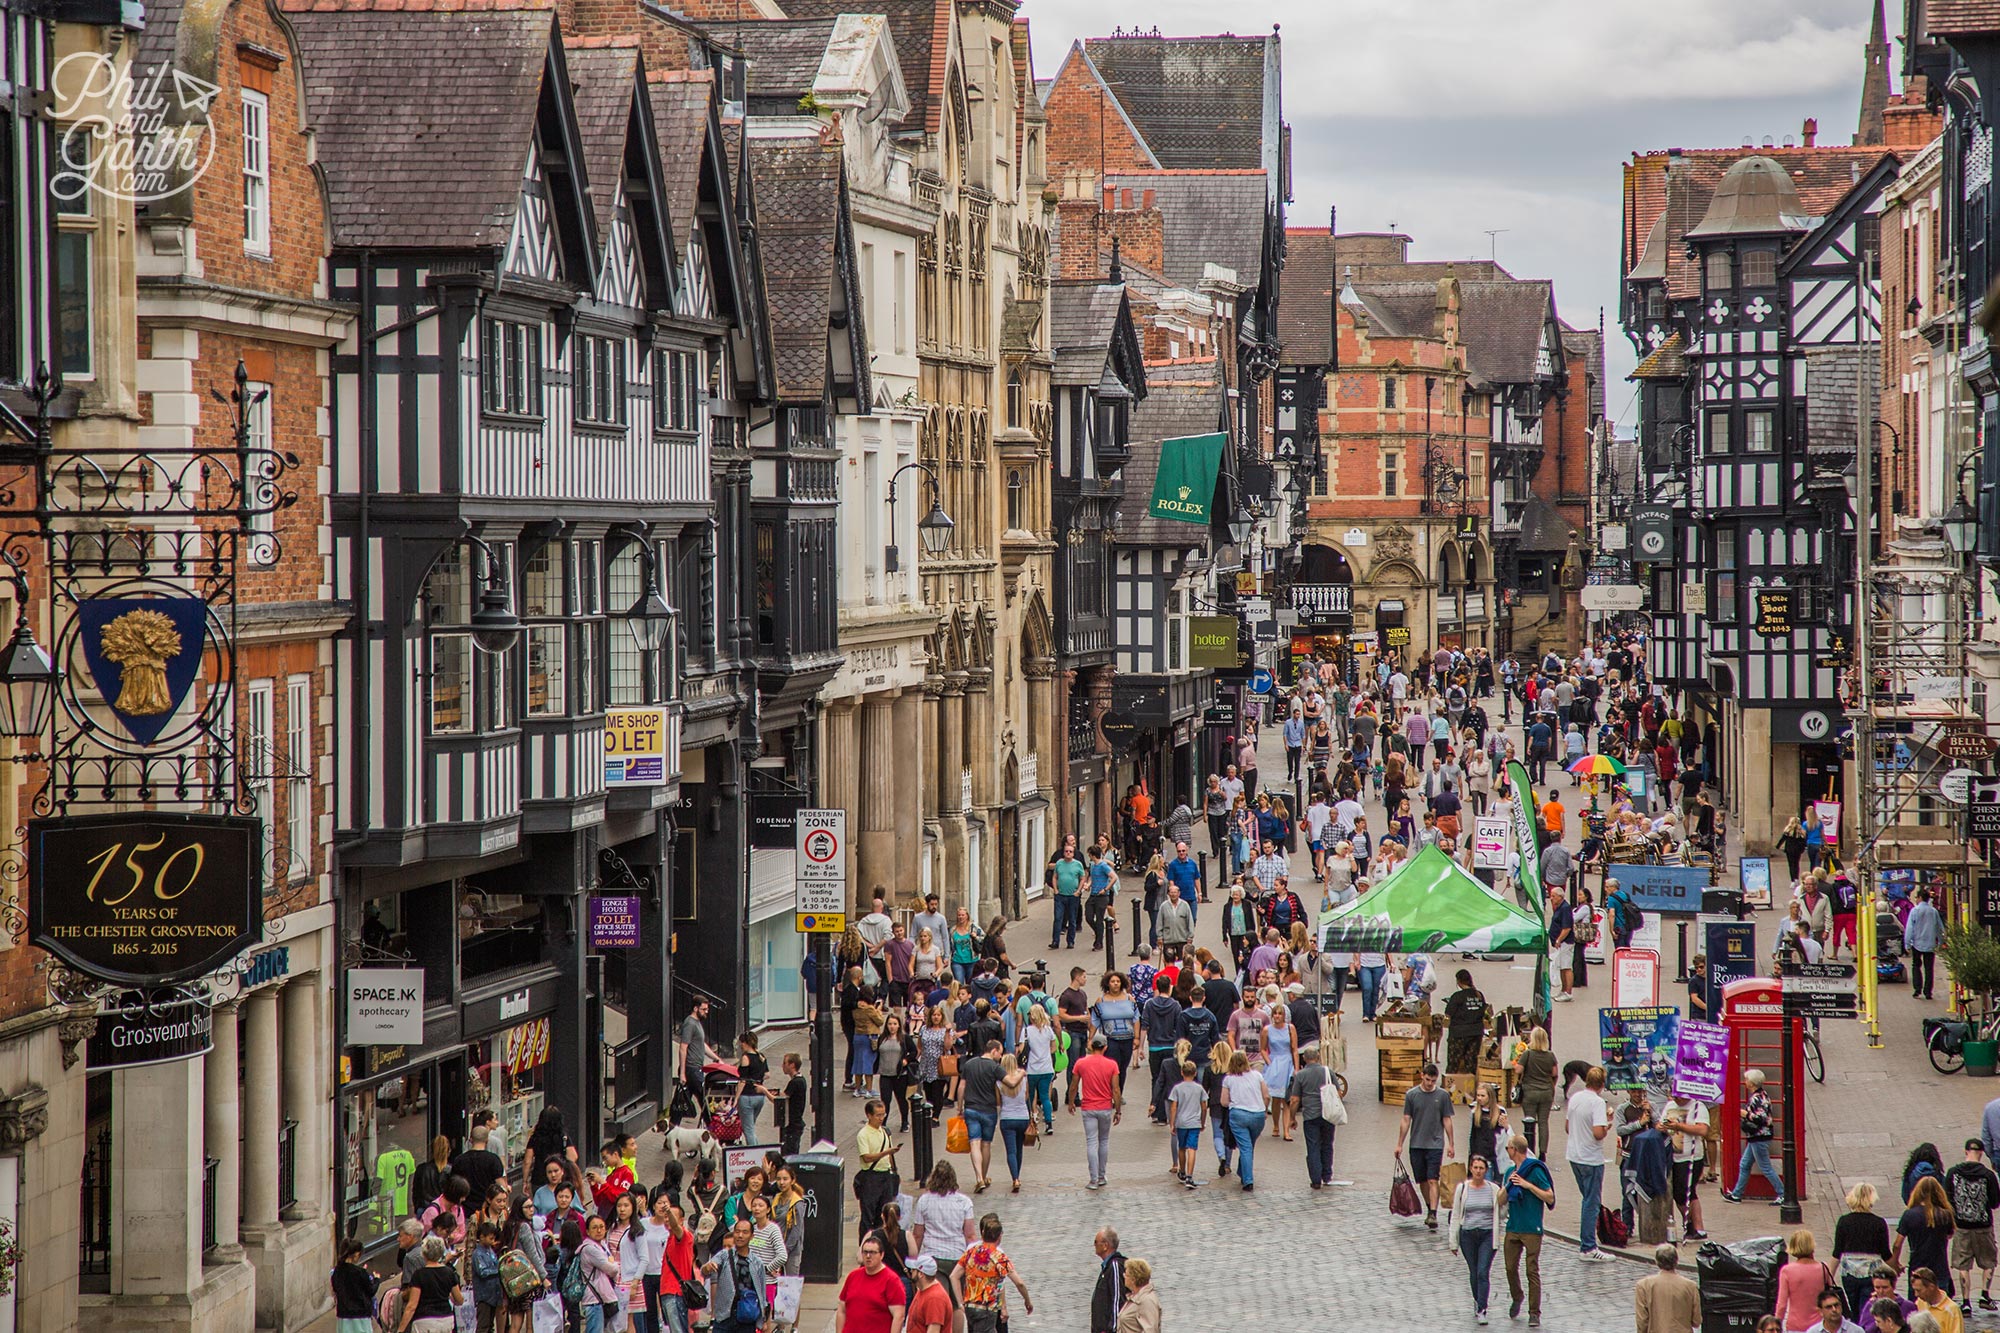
[1148,432,1226,526]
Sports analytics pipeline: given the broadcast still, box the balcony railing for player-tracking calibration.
[1289,583,1352,618]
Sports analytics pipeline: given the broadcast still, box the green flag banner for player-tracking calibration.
[1149,432,1226,526]
[1505,759,1543,909]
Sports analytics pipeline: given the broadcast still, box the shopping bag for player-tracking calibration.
[771,1275,805,1324]
[1389,1157,1423,1217]
[1439,1159,1467,1203]
[945,1115,970,1155]
[531,1292,567,1333]
[1320,1013,1349,1074]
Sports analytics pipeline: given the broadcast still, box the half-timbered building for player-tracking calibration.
[1049,269,1146,846]
[288,0,733,1247]
[1622,145,1895,845]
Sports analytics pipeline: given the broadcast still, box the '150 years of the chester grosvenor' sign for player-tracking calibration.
[29,812,263,985]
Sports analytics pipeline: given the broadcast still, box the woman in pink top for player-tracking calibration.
[1772,1229,1836,1332]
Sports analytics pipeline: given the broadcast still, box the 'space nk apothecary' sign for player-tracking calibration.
[29,812,263,985]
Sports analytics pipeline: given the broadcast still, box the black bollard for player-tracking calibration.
[910,1090,935,1185]
[1129,896,1144,957]
[1198,850,1211,902]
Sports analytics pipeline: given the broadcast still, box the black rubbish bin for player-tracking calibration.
[786,1151,846,1284]
[1696,1236,1784,1333]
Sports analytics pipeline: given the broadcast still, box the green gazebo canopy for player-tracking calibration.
[1316,844,1548,955]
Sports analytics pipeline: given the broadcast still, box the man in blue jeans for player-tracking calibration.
[1721,1068,1786,1204]
[1165,842,1201,925]
[1564,1064,1612,1261]
[1049,843,1086,948]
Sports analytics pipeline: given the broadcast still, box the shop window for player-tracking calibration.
[341,1068,440,1250]
[458,891,545,981]
[467,1020,551,1161]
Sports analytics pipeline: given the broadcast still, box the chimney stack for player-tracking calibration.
[1802,117,1818,147]
[1762,136,1775,148]
[1141,187,1155,210]
[1102,182,1115,211]
[1120,187,1134,210]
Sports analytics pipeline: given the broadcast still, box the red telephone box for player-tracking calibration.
[1719,978,1808,1200]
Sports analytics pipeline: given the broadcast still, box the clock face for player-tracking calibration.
[1637,528,1668,559]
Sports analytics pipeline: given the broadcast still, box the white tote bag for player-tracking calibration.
[530,1292,567,1333]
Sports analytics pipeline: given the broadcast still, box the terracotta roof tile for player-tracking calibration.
[1629,330,1688,380]
[1926,0,2000,34]
[1278,228,1333,363]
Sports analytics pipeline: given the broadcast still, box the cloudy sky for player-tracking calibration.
[1024,0,1887,428]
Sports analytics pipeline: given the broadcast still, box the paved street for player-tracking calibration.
[681,711,2000,1332]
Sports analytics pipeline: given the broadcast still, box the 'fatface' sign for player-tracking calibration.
[29,812,262,985]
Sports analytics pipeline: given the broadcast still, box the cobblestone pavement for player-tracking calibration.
[650,703,2000,1330]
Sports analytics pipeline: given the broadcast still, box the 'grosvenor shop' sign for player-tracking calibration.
[86,989,214,1069]
[29,812,262,985]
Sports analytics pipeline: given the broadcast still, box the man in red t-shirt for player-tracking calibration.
[1074,1035,1124,1190]
[836,1235,907,1333]
[905,1254,953,1333]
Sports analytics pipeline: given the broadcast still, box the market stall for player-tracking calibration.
[1317,844,1549,1104]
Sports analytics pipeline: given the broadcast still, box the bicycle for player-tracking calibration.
[1802,1027,1824,1084]
[1926,1011,2000,1074]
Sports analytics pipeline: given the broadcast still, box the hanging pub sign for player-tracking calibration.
[1754,589,1794,637]
[29,811,262,985]
[86,988,214,1069]
[1631,504,1673,564]
[75,597,211,745]
[1098,711,1140,752]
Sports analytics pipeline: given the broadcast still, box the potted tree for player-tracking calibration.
[1941,923,2000,1075]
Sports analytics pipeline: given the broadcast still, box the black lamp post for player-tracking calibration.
[624,547,677,653]
[0,555,53,744]
[462,534,523,654]
[886,461,954,573]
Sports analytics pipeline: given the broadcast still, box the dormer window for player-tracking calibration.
[1705,251,1733,292]
[1645,287,1665,320]
[1741,250,1777,288]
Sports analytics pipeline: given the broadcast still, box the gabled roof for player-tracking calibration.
[1079,32,1274,172]
[1343,281,1441,341]
[648,70,714,254]
[1277,228,1334,363]
[1104,169,1268,290]
[1049,280,1144,393]
[1925,0,2000,34]
[707,18,840,103]
[1629,330,1688,380]
[1516,495,1576,554]
[286,0,592,261]
[1623,146,1895,301]
[780,0,945,135]
[1458,279,1556,386]
[567,44,643,245]
[1115,365,1226,546]
[745,137,847,401]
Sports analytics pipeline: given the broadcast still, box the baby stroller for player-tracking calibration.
[700,1060,745,1144]
[1876,909,1907,984]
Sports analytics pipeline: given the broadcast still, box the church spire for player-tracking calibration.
[1857,0,1891,146]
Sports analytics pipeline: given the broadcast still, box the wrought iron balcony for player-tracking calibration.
[1289,583,1352,618]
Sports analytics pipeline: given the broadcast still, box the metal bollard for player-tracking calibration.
[1198,850,1211,901]
[1129,896,1143,958]
[910,1090,935,1184]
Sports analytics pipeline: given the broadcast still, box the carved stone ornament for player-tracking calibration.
[1376,525,1415,558]
[0,1083,49,1149]
[57,1014,97,1071]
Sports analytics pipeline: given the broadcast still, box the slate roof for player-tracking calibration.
[707,19,837,101]
[1623,146,1894,300]
[1629,330,1688,380]
[285,1,554,249]
[1516,494,1576,554]
[1277,228,1334,363]
[1049,281,1126,385]
[1080,33,1272,171]
[567,44,640,247]
[1343,281,1441,340]
[648,71,714,253]
[133,0,186,86]
[1115,367,1226,546]
[1457,279,1555,386]
[1103,169,1267,290]
[746,138,842,401]
[781,0,943,135]
[1926,0,2000,33]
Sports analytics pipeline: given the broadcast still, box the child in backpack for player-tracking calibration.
[330,1236,379,1333]
[469,1222,506,1333]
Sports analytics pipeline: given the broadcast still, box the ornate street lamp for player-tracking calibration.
[0,557,53,743]
[463,535,523,654]
[886,461,953,573]
[625,552,677,653]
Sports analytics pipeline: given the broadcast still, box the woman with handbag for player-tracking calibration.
[853,1098,901,1247]
[918,1005,954,1112]
[1448,1153,1502,1324]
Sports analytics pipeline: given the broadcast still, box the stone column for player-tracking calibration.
[963,668,993,811]
[111,1056,206,1294]
[281,979,323,1218]
[821,701,861,907]
[203,1001,243,1259]
[240,986,281,1229]
[938,675,966,816]
[893,690,926,898]
[858,691,898,901]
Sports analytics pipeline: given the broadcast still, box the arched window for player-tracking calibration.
[1006,469,1023,530]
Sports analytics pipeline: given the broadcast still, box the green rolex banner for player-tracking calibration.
[1149,432,1226,526]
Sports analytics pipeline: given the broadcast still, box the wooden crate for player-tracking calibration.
[1378,1042,1427,1104]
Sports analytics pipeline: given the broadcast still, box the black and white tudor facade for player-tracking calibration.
[1626,152,1893,839]
[293,4,768,1247]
